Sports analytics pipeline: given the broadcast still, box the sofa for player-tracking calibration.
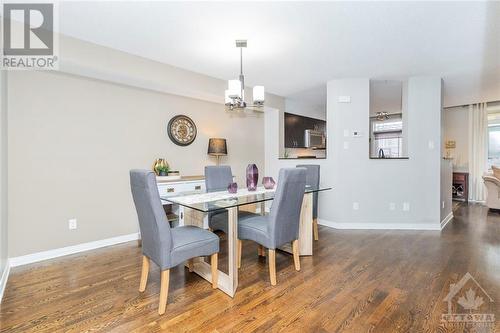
[483,173,500,209]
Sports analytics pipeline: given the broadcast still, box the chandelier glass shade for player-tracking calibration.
[225,40,265,110]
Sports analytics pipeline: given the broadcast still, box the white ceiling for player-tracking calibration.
[58,1,499,107]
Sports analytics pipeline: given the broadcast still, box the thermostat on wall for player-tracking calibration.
[352,131,363,137]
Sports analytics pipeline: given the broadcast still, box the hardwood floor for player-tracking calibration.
[1,203,499,332]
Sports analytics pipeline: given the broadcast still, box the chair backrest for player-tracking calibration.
[268,168,306,248]
[205,165,233,192]
[296,164,320,219]
[130,170,172,269]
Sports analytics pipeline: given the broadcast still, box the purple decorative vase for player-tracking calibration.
[246,164,259,191]
[227,182,238,194]
[262,177,276,189]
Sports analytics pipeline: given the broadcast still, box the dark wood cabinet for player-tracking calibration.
[284,112,326,148]
[452,172,469,202]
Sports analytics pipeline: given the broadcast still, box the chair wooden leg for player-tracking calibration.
[237,240,242,269]
[268,249,277,286]
[292,240,301,271]
[313,218,319,241]
[211,253,218,289]
[188,258,194,272]
[139,255,149,292]
[158,269,170,315]
[258,245,266,257]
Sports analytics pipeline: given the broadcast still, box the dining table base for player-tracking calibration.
[279,192,313,256]
[183,206,239,297]
[181,192,314,298]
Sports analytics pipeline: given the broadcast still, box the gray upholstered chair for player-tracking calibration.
[205,166,257,233]
[296,164,320,240]
[130,170,219,315]
[237,168,306,285]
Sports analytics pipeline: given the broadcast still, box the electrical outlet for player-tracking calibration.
[353,202,359,210]
[68,218,77,230]
[428,140,435,149]
[403,202,410,211]
[389,202,396,211]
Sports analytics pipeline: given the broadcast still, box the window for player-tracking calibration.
[371,117,403,158]
[487,109,500,167]
[369,79,407,158]
[488,125,500,166]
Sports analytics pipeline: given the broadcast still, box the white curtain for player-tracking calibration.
[468,103,488,202]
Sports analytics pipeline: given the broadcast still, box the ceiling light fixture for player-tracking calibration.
[225,40,265,111]
[376,111,390,121]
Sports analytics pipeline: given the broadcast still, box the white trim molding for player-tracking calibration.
[0,260,11,303]
[9,232,140,267]
[59,60,224,106]
[440,212,454,230]
[318,219,442,231]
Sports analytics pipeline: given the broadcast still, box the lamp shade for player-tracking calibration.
[253,86,265,103]
[208,138,227,156]
[228,80,241,99]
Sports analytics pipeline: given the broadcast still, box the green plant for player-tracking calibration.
[157,165,170,174]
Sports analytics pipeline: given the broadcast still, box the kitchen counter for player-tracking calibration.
[279,157,327,160]
[369,157,409,160]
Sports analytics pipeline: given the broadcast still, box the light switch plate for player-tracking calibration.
[353,202,359,210]
[338,96,351,103]
[68,218,77,230]
[343,141,349,149]
[428,140,435,149]
[403,202,410,211]
[343,129,349,137]
[389,202,396,211]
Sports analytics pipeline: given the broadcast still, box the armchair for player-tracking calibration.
[483,173,500,210]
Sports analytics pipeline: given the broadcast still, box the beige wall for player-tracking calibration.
[0,71,7,273]
[7,34,285,257]
[443,106,469,171]
[8,70,269,256]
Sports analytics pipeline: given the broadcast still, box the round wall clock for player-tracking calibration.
[167,115,197,146]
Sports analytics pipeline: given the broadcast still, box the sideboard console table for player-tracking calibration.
[156,175,208,227]
[452,172,469,202]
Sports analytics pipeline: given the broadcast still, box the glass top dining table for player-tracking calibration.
[161,185,332,213]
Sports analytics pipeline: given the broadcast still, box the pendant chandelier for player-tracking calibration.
[225,40,265,110]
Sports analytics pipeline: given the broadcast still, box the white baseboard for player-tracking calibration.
[9,232,140,268]
[317,219,442,231]
[0,260,11,303]
[440,212,454,230]
[468,199,486,204]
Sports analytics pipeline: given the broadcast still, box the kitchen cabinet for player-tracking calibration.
[284,112,326,148]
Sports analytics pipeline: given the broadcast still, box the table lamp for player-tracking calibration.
[208,138,227,165]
